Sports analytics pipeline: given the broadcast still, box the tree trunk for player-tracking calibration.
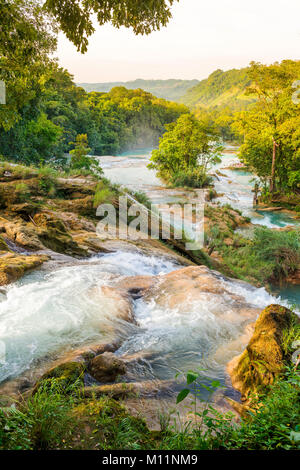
[270,139,277,193]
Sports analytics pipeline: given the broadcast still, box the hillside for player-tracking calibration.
[180,68,255,109]
[77,79,199,102]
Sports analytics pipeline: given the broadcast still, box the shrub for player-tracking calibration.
[69,134,103,177]
[93,181,116,208]
[170,168,213,188]
[38,166,58,197]
[15,182,30,202]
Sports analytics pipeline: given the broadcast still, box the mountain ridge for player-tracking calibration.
[77,79,199,102]
[180,67,255,109]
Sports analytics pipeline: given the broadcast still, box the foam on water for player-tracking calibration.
[0,251,178,383]
[0,250,292,386]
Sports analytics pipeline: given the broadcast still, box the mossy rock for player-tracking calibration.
[229,304,299,401]
[0,253,48,286]
[0,235,9,252]
[33,213,88,257]
[88,352,126,383]
[71,397,153,450]
[34,361,85,393]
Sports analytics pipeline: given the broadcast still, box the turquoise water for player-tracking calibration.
[98,147,299,229]
[97,147,299,308]
[213,151,299,228]
[270,284,300,309]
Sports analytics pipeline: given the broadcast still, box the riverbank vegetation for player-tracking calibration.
[204,204,300,285]
[233,61,300,197]
[0,1,188,164]
[1,349,298,450]
[0,64,188,164]
[182,61,300,199]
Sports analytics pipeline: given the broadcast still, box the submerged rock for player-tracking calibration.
[227,304,299,402]
[88,352,126,383]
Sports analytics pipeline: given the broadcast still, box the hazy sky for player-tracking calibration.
[56,0,300,83]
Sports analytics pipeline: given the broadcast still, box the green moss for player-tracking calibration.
[34,362,85,394]
[230,305,299,400]
[0,236,9,252]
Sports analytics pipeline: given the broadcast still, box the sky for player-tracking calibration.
[56,0,300,83]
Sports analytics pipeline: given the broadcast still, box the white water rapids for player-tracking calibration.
[0,250,284,390]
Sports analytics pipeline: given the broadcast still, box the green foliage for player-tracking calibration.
[0,380,76,450]
[69,134,103,176]
[168,365,300,450]
[148,113,222,187]
[15,182,30,202]
[233,60,300,193]
[222,227,300,284]
[281,317,300,355]
[181,67,253,109]
[24,113,63,165]
[0,0,57,131]
[0,69,188,165]
[37,165,58,196]
[170,167,213,188]
[0,364,299,450]
[44,0,178,53]
[93,181,117,208]
[127,190,152,210]
[224,368,300,450]
[83,87,188,155]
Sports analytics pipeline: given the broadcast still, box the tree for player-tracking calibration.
[233,60,300,194]
[69,133,103,175]
[0,0,57,130]
[44,0,179,53]
[148,113,222,187]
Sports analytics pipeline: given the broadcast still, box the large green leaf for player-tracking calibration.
[176,388,190,404]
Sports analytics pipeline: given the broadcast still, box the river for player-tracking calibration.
[0,148,298,398]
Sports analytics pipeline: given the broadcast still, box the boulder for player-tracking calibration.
[72,231,111,253]
[89,285,134,324]
[143,266,258,319]
[33,213,88,257]
[113,275,156,297]
[3,220,43,250]
[88,352,126,383]
[33,361,85,393]
[227,304,299,402]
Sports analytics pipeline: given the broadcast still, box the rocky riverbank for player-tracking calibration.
[0,162,299,449]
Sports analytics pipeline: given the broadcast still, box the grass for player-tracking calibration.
[204,204,300,285]
[2,366,298,450]
[282,316,300,355]
[158,366,300,450]
[0,311,299,451]
[15,182,30,202]
[222,228,300,285]
[0,380,76,450]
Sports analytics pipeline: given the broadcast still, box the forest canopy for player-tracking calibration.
[0,64,188,164]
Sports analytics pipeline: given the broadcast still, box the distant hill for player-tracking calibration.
[180,68,255,109]
[77,79,199,102]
